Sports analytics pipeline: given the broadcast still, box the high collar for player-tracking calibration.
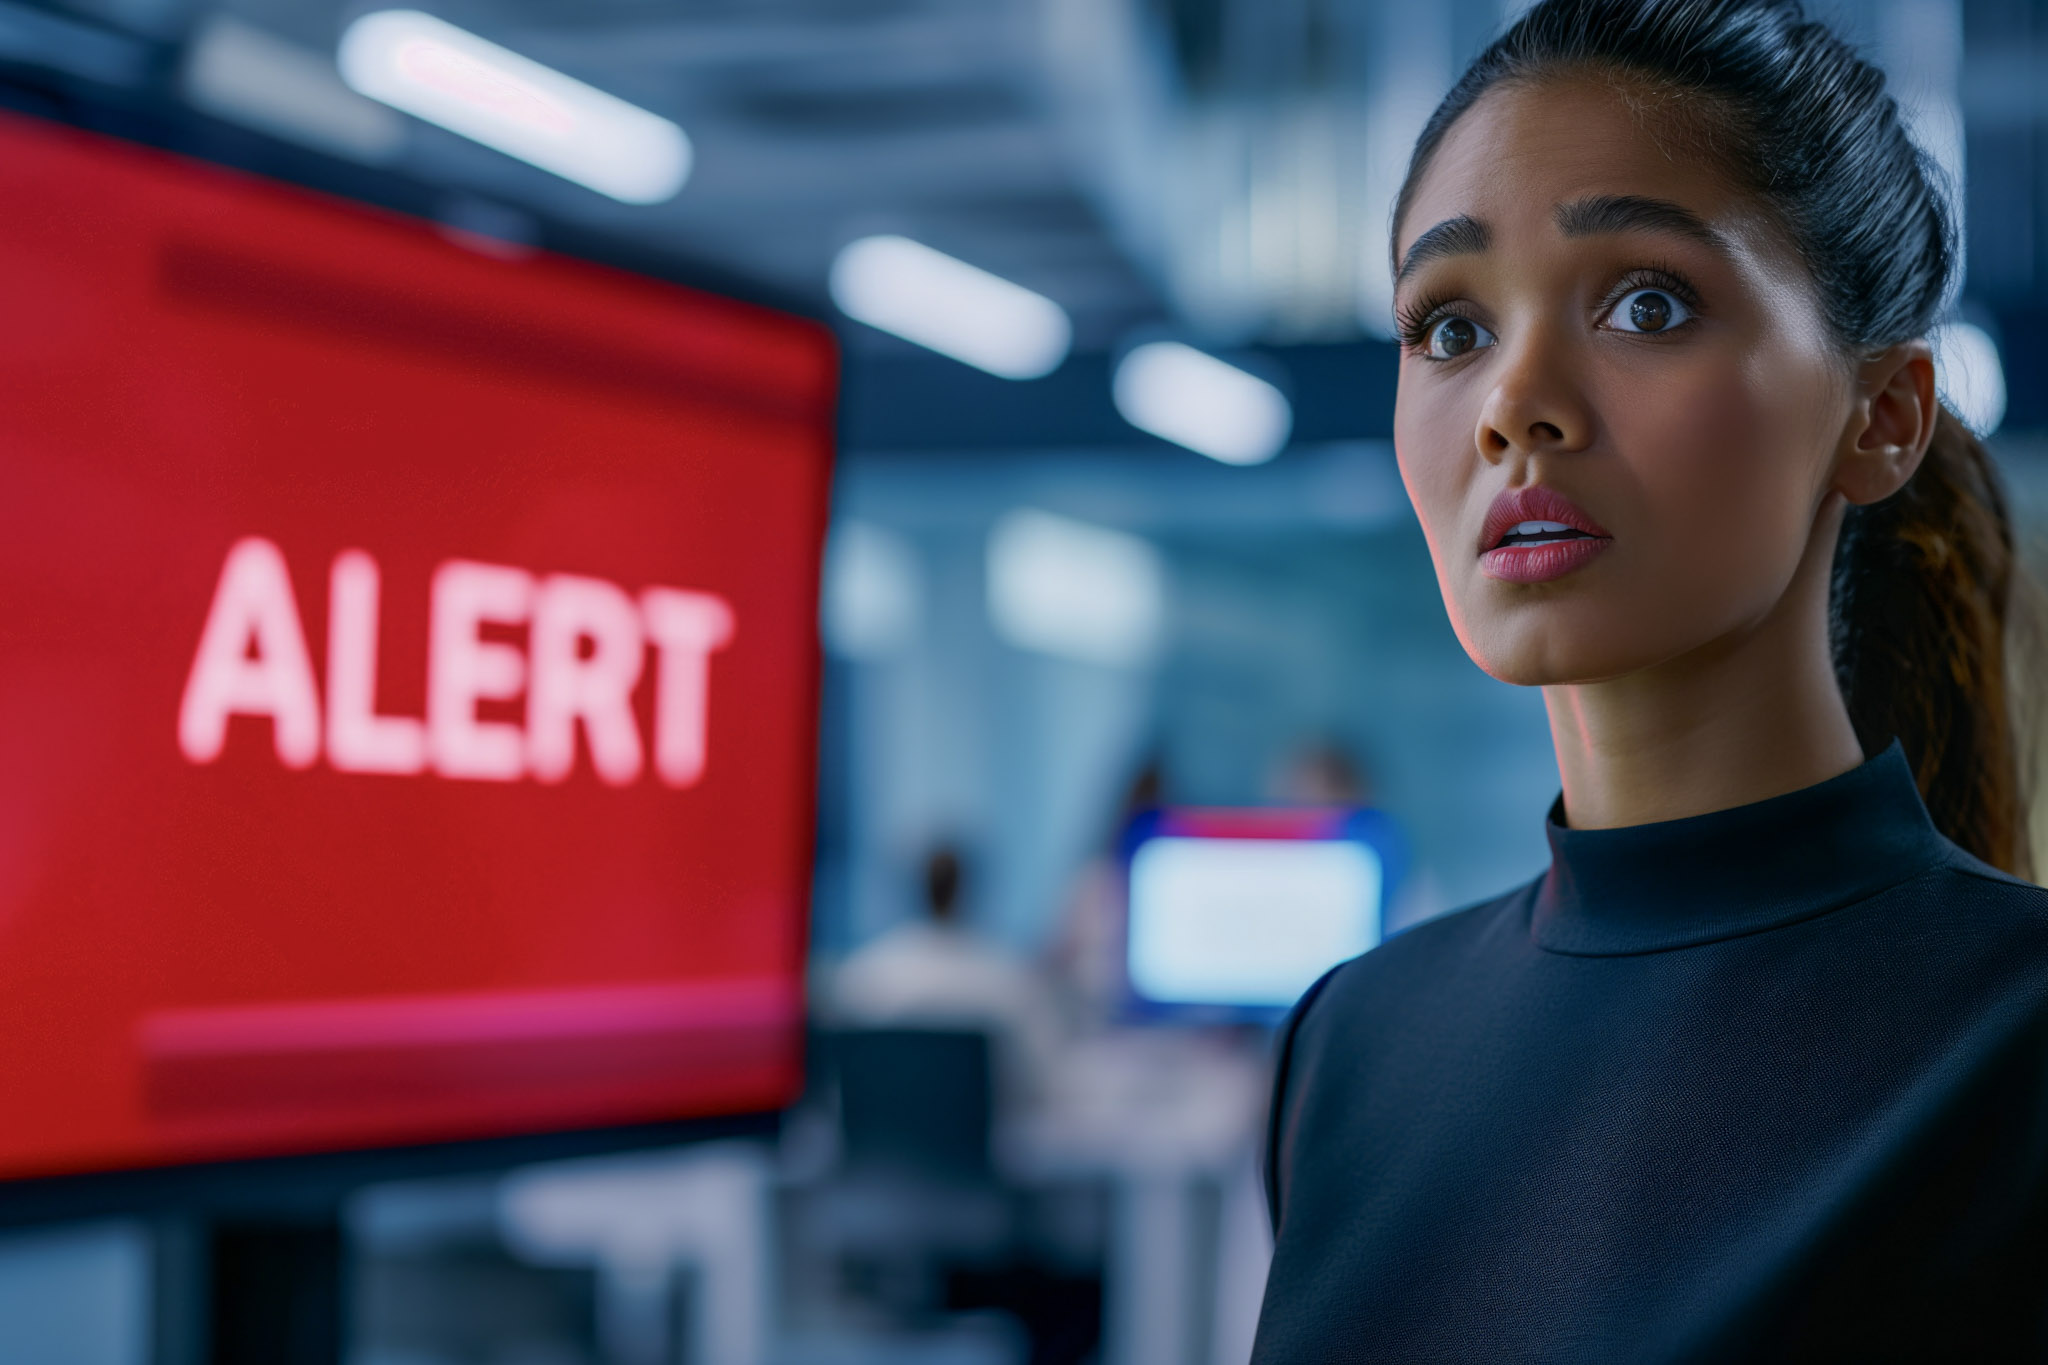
[1531,743,1952,957]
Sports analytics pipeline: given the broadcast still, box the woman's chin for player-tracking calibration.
[1458,621,1671,690]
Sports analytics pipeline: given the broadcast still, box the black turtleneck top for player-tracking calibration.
[1254,745,2048,1362]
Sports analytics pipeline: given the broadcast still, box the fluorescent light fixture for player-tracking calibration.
[822,521,921,660]
[987,509,1163,668]
[185,16,405,164]
[1113,341,1291,465]
[338,10,691,204]
[1128,837,1381,1008]
[829,235,1072,379]
[1933,321,2007,436]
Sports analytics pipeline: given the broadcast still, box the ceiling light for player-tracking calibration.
[1112,342,1291,465]
[186,16,405,164]
[822,521,921,660]
[829,235,1071,380]
[986,509,1163,668]
[338,10,690,205]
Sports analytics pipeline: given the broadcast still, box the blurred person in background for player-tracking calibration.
[1267,739,1373,809]
[1268,738,1447,928]
[1257,0,2048,1359]
[830,844,1060,1114]
[1043,761,1164,1035]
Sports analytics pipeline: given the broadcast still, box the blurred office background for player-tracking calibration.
[4,0,2048,1361]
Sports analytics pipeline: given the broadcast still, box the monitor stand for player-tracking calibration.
[154,1213,347,1365]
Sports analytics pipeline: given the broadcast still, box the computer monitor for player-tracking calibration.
[1122,808,1404,1019]
[0,110,834,1184]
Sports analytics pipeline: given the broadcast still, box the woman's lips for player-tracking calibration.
[1482,536,1611,583]
[1477,485,1613,584]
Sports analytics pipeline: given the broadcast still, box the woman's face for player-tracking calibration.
[1392,76,1853,686]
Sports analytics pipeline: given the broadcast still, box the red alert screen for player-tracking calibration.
[0,113,836,1179]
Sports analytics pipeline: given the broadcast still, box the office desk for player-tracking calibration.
[1000,1030,1272,1365]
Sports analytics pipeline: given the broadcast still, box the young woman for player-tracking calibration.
[1254,1,2048,1357]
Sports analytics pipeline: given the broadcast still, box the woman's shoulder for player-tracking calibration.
[1929,842,2048,901]
[1286,877,1542,1037]
[1262,878,1539,1226]
[1909,843,2048,952]
[1902,845,2048,983]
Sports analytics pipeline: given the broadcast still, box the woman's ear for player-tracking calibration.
[1833,340,1936,505]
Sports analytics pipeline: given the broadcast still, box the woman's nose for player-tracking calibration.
[1475,344,1592,461]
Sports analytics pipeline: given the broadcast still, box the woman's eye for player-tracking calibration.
[1606,287,1693,334]
[1424,315,1496,360]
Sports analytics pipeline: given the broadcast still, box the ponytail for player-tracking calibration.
[1831,406,2036,876]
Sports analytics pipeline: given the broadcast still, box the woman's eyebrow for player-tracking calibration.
[1395,196,1730,284]
[1395,214,1490,283]
[1554,194,1733,256]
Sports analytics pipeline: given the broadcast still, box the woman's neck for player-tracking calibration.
[1542,510,1866,830]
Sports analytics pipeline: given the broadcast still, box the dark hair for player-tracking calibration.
[1395,0,2035,876]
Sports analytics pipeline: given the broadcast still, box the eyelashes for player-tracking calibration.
[1597,263,1702,317]
[1395,263,1706,358]
[1394,290,1460,352]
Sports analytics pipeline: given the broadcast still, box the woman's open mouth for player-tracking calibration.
[1478,487,1613,584]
